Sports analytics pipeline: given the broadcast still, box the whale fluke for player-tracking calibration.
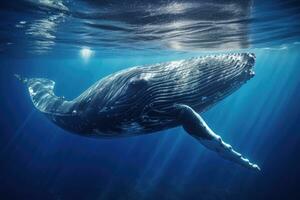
[15,75,73,116]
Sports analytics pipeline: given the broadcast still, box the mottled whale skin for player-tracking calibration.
[17,53,260,170]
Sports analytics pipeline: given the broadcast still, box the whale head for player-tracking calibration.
[190,52,256,112]
[240,53,256,79]
[234,53,256,86]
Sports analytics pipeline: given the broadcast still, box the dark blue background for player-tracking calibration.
[1,0,300,199]
[1,48,300,200]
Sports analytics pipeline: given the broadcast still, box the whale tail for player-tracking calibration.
[15,75,91,134]
[15,75,73,115]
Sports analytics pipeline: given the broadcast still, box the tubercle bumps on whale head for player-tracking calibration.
[242,53,256,79]
[223,52,256,80]
[246,53,256,67]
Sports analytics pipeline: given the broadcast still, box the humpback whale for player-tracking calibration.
[16,53,260,171]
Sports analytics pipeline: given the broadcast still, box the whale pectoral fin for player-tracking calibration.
[173,104,260,171]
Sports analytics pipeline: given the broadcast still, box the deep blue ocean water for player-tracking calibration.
[1,0,300,200]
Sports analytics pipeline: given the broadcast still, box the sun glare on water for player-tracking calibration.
[80,47,93,59]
